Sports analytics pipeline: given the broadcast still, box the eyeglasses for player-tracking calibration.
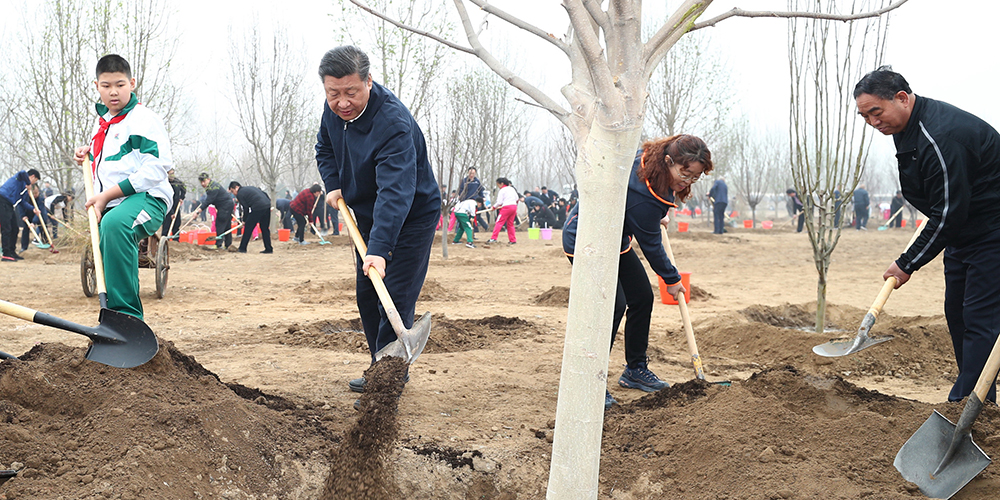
[671,163,702,183]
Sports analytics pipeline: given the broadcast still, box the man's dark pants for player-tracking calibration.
[214,210,234,248]
[0,198,18,257]
[943,227,1000,402]
[239,207,273,252]
[355,212,438,362]
[292,212,307,241]
[713,202,727,234]
[855,206,868,229]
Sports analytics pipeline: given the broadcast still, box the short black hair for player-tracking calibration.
[26,169,41,180]
[853,65,911,100]
[475,197,484,204]
[309,184,323,194]
[229,181,241,190]
[198,172,210,181]
[318,46,370,80]
[96,54,132,79]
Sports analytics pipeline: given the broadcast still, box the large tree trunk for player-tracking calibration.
[547,121,643,499]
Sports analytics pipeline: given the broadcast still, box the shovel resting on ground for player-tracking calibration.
[893,334,1000,499]
[812,218,927,357]
[27,188,58,253]
[337,198,430,364]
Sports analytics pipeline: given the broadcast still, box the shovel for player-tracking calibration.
[812,219,927,357]
[661,226,730,386]
[308,192,331,245]
[337,198,430,364]
[22,218,50,249]
[27,189,58,253]
[893,335,1000,499]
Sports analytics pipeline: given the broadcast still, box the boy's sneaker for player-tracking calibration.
[486,239,497,243]
[618,363,669,392]
[507,241,517,245]
[1,255,15,262]
[465,243,475,249]
[605,390,617,410]
[12,253,24,260]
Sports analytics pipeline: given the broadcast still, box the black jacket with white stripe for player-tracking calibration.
[893,95,1000,273]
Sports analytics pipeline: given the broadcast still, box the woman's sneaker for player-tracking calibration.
[618,363,669,392]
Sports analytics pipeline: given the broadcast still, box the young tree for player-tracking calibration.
[227,22,312,201]
[645,30,734,145]
[729,121,785,225]
[351,1,909,497]
[788,0,892,333]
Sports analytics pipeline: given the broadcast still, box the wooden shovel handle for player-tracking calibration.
[27,188,55,244]
[82,159,108,300]
[336,198,407,336]
[973,335,1000,401]
[0,299,38,323]
[661,226,705,380]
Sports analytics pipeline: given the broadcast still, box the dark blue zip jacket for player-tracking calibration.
[315,81,441,261]
[0,171,31,206]
[893,95,1000,273]
[562,151,682,286]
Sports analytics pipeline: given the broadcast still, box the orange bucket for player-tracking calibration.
[278,228,291,242]
[743,219,753,228]
[762,220,773,229]
[677,221,689,232]
[659,272,691,304]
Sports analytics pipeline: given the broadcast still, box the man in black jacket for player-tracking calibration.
[193,173,235,250]
[855,66,1000,402]
[161,168,186,239]
[229,181,273,253]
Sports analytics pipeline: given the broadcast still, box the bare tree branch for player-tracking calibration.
[563,0,616,106]
[467,0,571,54]
[580,0,610,34]
[643,0,710,75]
[349,0,474,54]
[691,0,909,31]
[452,0,570,120]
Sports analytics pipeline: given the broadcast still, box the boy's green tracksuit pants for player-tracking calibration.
[100,193,166,320]
[453,212,473,243]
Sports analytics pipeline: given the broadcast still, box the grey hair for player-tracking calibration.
[318,46,370,80]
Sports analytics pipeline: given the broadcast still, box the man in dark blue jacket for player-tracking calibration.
[0,169,41,261]
[855,66,1000,402]
[315,46,440,396]
[852,183,870,230]
[708,176,728,234]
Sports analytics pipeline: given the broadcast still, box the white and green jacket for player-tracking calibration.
[89,93,173,209]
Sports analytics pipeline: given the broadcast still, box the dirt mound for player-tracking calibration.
[277,319,368,353]
[534,286,569,306]
[688,303,957,386]
[600,366,1000,499]
[294,278,357,304]
[417,279,455,302]
[0,341,340,499]
[424,315,540,353]
[689,284,713,300]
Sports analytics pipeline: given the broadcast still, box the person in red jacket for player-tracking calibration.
[290,185,321,244]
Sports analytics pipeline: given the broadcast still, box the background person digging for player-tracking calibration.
[314,46,440,400]
[228,181,273,254]
[193,172,235,250]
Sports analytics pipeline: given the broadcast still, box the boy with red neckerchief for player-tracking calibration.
[73,54,173,320]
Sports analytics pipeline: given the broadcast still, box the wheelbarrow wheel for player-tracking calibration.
[81,245,96,298]
[155,235,169,299]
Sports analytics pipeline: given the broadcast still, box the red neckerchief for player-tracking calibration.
[90,112,129,176]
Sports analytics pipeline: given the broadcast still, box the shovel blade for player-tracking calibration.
[812,334,893,357]
[374,312,431,364]
[85,308,159,368]
[894,410,992,499]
